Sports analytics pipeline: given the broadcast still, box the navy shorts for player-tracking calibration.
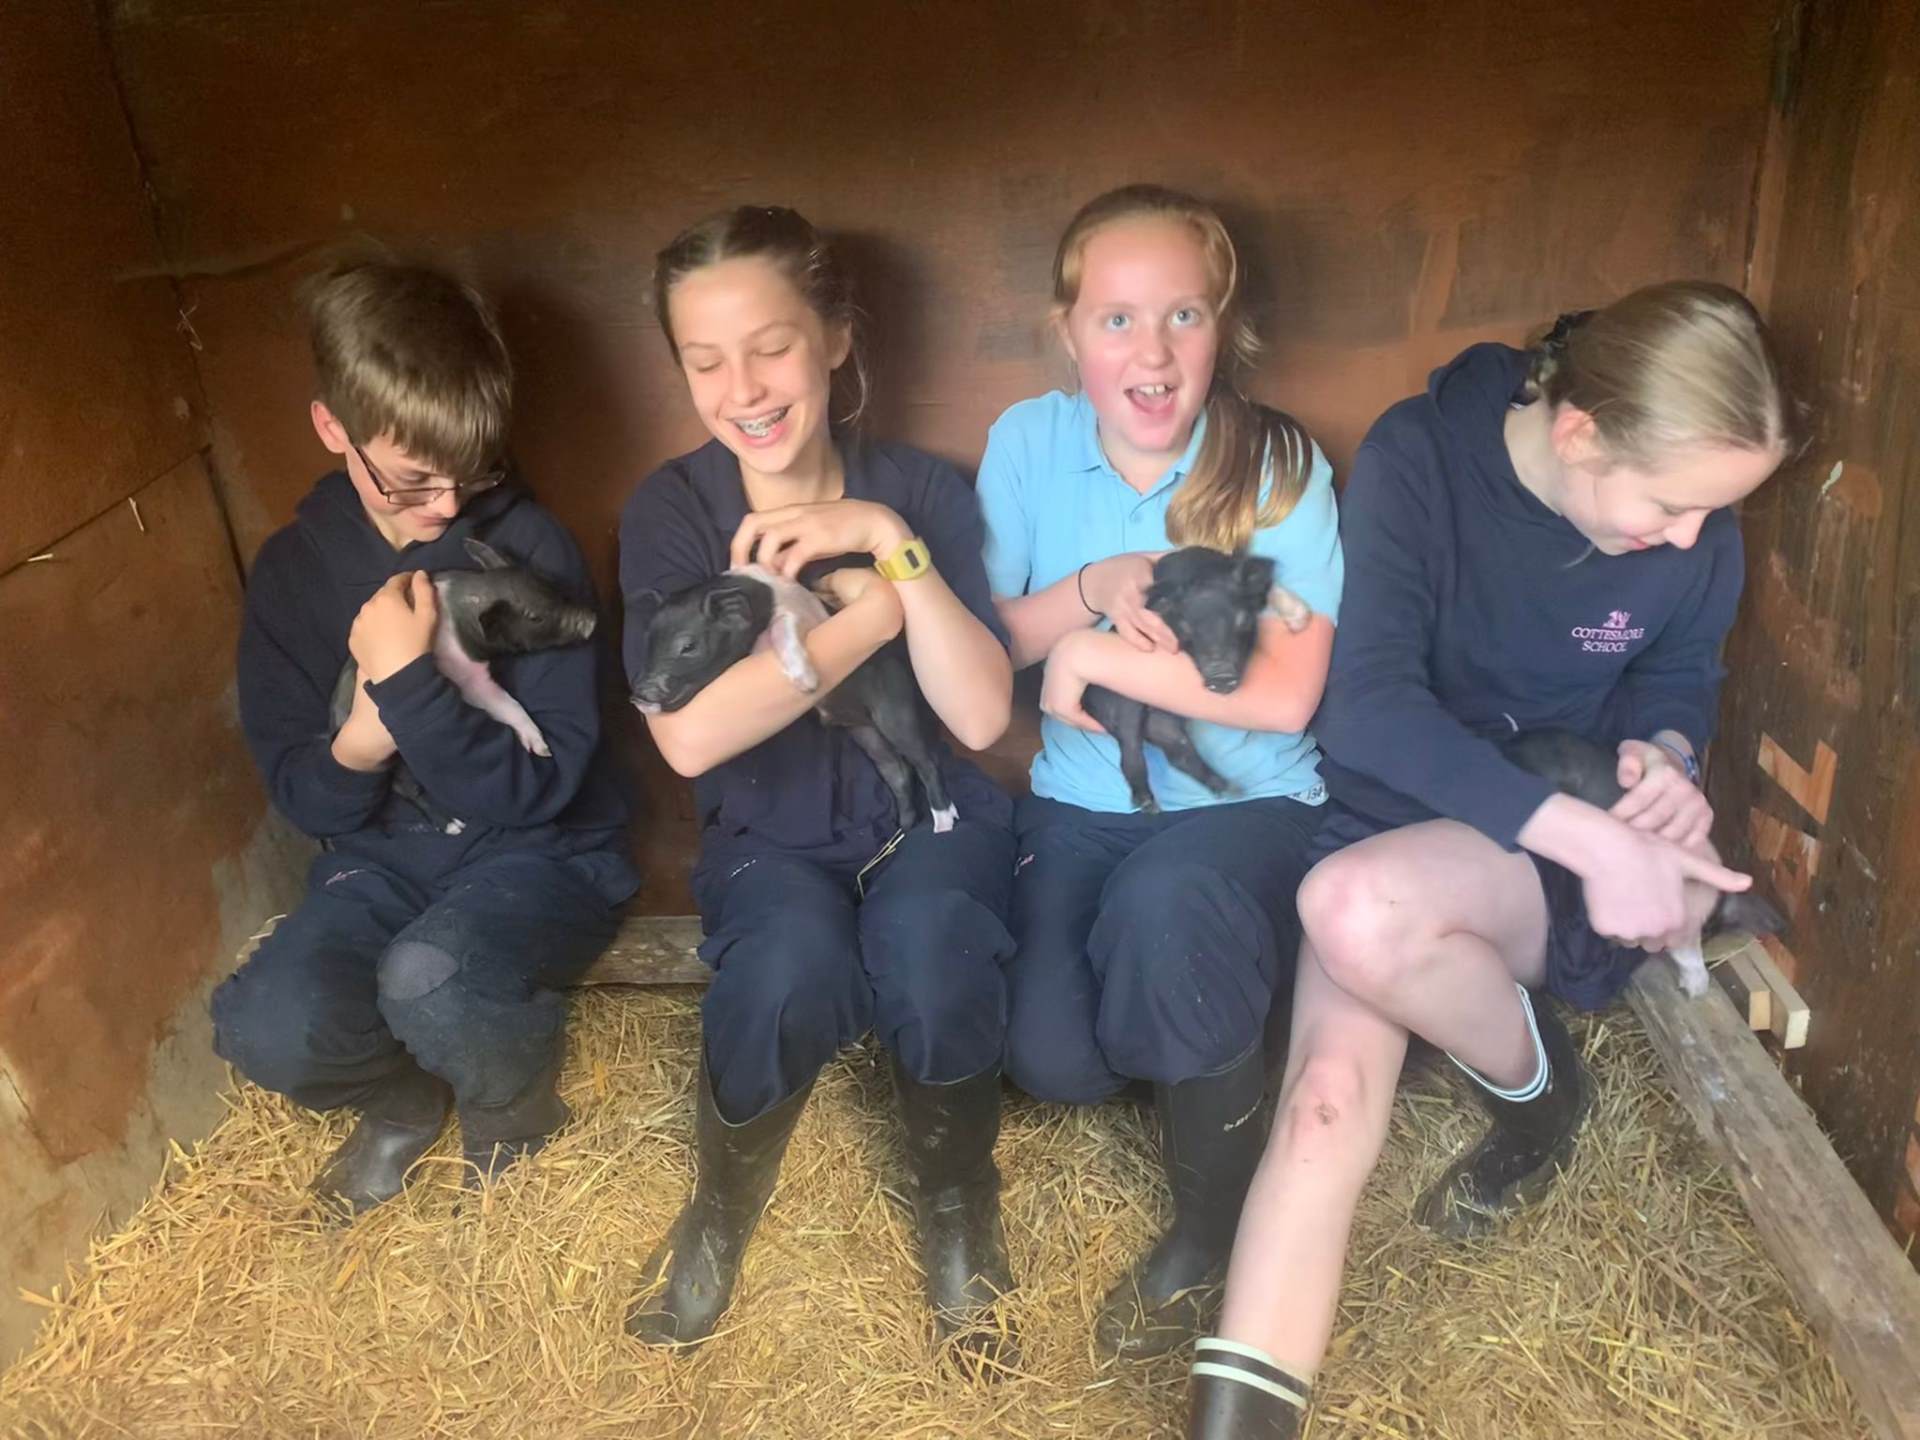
[1306,803,1643,1010]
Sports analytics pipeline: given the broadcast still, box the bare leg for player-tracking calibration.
[1217,945,1406,1375]
[1300,820,1549,1088]
[1213,822,1553,1380]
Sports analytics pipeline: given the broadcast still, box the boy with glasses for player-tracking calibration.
[212,258,638,1216]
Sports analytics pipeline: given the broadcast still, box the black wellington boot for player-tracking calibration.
[890,1055,1019,1377]
[627,1062,814,1348]
[311,1067,453,1217]
[1093,1046,1267,1360]
[1415,990,1591,1239]
[460,1055,572,1186]
[1188,1338,1311,1439]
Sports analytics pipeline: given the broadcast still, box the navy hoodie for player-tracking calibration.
[1314,344,1743,849]
[619,438,1013,870]
[238,471,637,897]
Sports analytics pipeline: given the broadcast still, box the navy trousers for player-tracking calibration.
[1004,793,1322,1105]
[211,849,623,1121]
[692,818,1016,1124]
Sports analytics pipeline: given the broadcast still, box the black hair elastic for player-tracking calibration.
[1076,561,1101,616]
[1524,308,1598,402]
[1541,308,1596,354]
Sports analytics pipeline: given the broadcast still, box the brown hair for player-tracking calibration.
[1052,185,1312,553]
[303,256,512,480]
[651,205,870,428]
[1525,281,1794,467]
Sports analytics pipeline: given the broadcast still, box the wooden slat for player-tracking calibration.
[576,913,708,987]
[1747,938,1812,1050]
[1713,951,1773,1031]
[1628,960,1920,1440]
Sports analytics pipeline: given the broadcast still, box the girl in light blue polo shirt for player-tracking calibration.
[975,185,1344,1378]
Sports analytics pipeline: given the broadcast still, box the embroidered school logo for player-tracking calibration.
[1570,608,1645,654]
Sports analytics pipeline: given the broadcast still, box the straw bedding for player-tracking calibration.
[1,987,1869,1439]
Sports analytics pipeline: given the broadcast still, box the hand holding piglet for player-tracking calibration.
[1079,553,1178,653]
[1610,739,1713,846]
[331,678,397,773]
[730,500,912,577]
[1039,628,1106,734]
[349,572,440,683]
[1577,818,1751,954]
[817,565,904,632]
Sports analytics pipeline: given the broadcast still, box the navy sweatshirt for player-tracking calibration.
[1314,344,1743,849]
[238,471,637,896]
[619,438,1013,867]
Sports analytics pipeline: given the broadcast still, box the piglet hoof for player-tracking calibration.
[1133,795,1160,816]
[1267,584,1313,633]
[1669,941,1711,998]
[930,804,958,834]
[443,819,468,837]
[518,727,552,758]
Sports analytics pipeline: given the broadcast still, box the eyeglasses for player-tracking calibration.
[351,440,508,508]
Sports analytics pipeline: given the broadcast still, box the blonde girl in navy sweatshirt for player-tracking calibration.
[1186,284,1796,1439]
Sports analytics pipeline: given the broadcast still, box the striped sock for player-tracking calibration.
[1447,983,1550,1103]
[1191,1337,1312,1411]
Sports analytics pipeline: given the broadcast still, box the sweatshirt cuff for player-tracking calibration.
[313,745,392,800]
[364,652,451,727]
[1468,771,1562,852]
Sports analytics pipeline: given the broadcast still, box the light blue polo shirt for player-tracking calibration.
[977,389,1344,814]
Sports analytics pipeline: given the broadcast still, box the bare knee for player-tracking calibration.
[1298,856,1423,1000]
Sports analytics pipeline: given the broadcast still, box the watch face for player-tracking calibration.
[884,538,929,579]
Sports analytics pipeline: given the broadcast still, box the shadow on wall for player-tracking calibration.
[491,264,686,909]
[836,228,937,452]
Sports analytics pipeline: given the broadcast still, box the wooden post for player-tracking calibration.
[1628,960,1920,1439]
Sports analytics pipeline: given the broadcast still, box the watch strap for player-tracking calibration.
[1650,737,1701,785]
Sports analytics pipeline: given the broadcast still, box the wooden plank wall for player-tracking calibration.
[0,3,308,1362]
[102,0,1780,912]
[1710,0,1920,1250]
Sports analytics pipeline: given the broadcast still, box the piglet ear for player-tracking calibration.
[1150,547,1210,586]
[1236,554,1277,594]
[702,584,755,626]
[464,538,513,570]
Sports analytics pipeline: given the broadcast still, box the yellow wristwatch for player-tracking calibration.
[875,535,932,582]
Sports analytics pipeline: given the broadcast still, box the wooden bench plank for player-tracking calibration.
[1628,959,1920,1440]
[576,913,708,987]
